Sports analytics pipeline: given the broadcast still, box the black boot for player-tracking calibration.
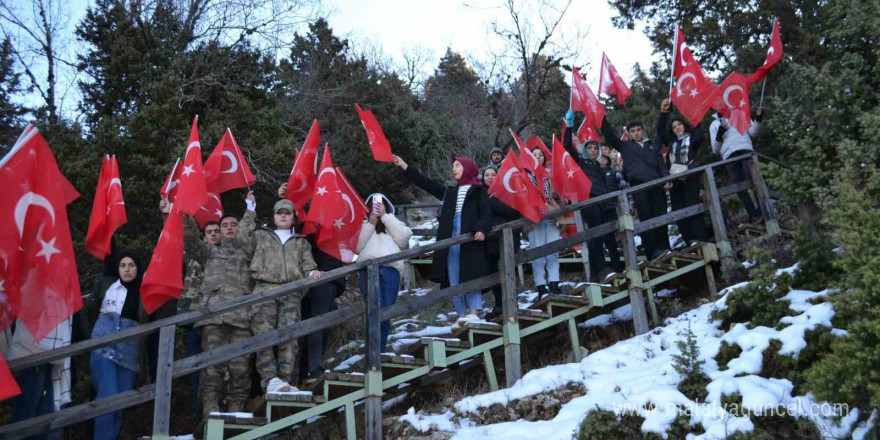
[536,285,548,300]
[549,281,561,295]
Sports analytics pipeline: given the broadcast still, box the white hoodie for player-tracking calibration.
[710,117,761,159]
[356,194,413,274]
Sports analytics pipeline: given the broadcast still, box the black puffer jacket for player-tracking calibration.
[601,117,669,184]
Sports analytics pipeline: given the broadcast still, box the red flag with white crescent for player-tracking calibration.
[203,129,255,194]
[302,146,348,261]
[510,129,547,189]
[355,104,394,162]
[576,118,600,144]
[85,155,128,260]
[669,57,717,125]
[707,72,753,135]
[140,208,184,314]
[748,19,783,83]
[526,135,551,164]
[551,134,592,202]
[334,167,368,263]
[0,125,82,342]
[192,192,224,229]
[570,67,606,128]
[287,120,320,219]
[672,26,697,79]
[174,116,208,216]
[598,53,632,105]
[488,151,544,223]
[159,157,182,201]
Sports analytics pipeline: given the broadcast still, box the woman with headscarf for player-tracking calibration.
[356,193,413,352]
[480,166,521,319]
[656,98,708,245]
[392,154,492,329]
[80,250,144,440]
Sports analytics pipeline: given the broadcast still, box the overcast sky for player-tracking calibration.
[10,0,659,116]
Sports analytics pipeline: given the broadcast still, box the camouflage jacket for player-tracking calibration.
[184,212,254,328]
[238,211,317,285]
[177,258,204,314]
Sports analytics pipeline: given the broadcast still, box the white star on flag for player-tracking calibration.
[316,186,328,196]
[182,165,195,177]
[36,236,61,263]
[567,169,575,178]
[690,89,699,97]
[333,218,344,229]
[215,209,223,217]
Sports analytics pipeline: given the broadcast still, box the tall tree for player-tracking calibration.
[0,37,26,149]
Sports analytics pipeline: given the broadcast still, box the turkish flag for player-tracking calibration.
[85,155,128,260]
[576,118,600,144]
[193,191,223,229]
[334,167,368,263]
[526,135,552,164]
[355,104,394,162]
[598,53,632,105]
[0,352,21,400]
[159,157,182,201]
[708,72,752,135]
[203,129,255,195]
[489,151,544,223]
[175,116,207,216]
[140,208,184,314]
[672,26,697,79]
[302,146,348,260]
[0,125,82,342]
[510,129,547,188]
[748,19,782,83]
[570,67,606,128]
[287,120,320,219]
[551,135,592,202]
[670,57,717,125]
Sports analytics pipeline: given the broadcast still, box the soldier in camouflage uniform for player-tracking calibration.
[183,198,255,418]
[238,197,321,393]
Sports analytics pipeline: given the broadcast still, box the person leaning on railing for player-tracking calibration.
[656,98,709,246]
[392,154,492,330]
[355,193,413,354]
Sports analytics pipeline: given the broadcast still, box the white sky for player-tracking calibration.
[9,0,659,116]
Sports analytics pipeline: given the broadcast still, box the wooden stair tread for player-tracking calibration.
[419,337,470,349]
[208,413,267,425]
[265,391,316,403]
[323,372,365,383]
[571,283,619,296]
[528,294,592,311]
[381,354,428,366]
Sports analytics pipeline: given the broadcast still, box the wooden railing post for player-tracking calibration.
[615,193,650,335]
[573,209,592,282]
[499,227,522,387]
[151,324,176,440]
[364,263,383,440]
[746,156,781,236]
[702,167,738,280]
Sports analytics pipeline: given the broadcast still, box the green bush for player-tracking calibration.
[672,321,710,402]
[712,248,794,331]
[576,409,700,440]
[726,411,823,440]
[715,341,743,371]
[791,219,839,290]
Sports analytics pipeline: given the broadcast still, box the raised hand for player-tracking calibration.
[277,183,288,199]
[392,155,408,171]
[661,98,671,112]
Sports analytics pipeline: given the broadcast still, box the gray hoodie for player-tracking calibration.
[709,117,761,159]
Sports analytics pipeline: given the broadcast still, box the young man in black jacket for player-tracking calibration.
[600,115,672,260]
[563,110,619,281]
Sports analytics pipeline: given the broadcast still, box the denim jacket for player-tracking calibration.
[90,312,139,372]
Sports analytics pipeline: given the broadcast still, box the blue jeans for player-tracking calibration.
[183,325,202,416]
[91,353,137,440]
[359,266,400,353]
[448,214,483,316]
[12,364,60,440]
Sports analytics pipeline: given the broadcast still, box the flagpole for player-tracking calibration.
[669,24,678,95]
[228,128,251,192]
[759,78,767,107]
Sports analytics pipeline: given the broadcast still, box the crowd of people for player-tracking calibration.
[3,100,768,439]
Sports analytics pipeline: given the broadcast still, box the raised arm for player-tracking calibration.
[656,100,673,146]
[183,215,211,266]
[393,155,447,200]
[600,116,625,151]
[235,197,258,258]
[709,119,723,155]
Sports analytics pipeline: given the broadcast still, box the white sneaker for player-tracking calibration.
[266,377,296,393]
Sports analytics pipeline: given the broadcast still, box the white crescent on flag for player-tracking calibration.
[14,192,56,237]
[723,85,744,108]
[221,151,239,174]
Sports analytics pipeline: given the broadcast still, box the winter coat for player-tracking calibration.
[486,196,521,259]
[709,118,760,159]
[238,210,318,286]
[601,117,670,185]
[356,196,413,275]
[80,276,143,372]
[603,167,628,193]
[402,166,492,287]
[656,112,705,169]
[563,126,607,196]
[184,213,254,329]
[177,258,204,313]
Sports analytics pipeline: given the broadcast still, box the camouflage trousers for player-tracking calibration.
[252,282,305,391]
[199,324,253,411]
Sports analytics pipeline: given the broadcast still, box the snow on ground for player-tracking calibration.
[400,264,861,439]
[334,354,364,371]
[578,289,676,329]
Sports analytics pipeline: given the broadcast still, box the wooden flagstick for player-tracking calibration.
[227,128,251,192]
[759,78,767,107]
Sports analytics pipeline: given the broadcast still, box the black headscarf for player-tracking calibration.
[114,250,143,321]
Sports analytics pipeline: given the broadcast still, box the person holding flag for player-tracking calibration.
[656,98,709,245]
[481,166,521,320]
[238,194,323,394]
[392,154,491,329]
[709,107,766,224]
[522,140,564,298]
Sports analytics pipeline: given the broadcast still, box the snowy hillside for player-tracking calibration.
[398,264,876,440]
